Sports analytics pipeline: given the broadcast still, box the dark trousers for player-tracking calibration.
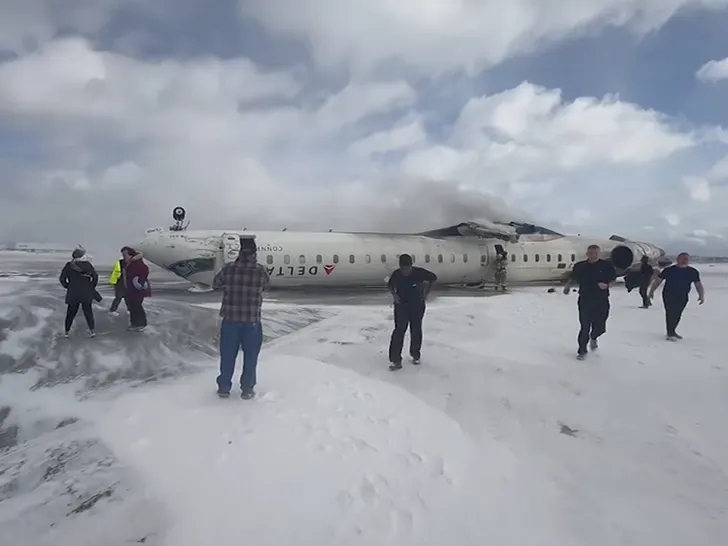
[577,296,610,354]
[65,302,95,332]
[663,293,688,336]
[217,319,263,393]
[126,297,147,328]
[638,282,651,307]
[388,302,426,363]
[109,283,126,312]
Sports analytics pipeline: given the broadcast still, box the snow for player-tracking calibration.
[3,264,728,545]
[91,265,728,546]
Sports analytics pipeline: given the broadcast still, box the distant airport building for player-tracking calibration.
[4,242,76,253]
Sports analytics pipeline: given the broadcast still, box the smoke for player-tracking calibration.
[358,178,534,232]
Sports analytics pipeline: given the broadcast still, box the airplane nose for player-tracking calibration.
[135,229,163,257]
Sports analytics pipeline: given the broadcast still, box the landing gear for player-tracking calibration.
[170,206,190,232]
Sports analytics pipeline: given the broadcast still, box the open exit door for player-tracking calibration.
[221,232,241,263]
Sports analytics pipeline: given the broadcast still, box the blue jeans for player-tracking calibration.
[217,319,263,393]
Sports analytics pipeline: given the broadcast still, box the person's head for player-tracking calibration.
[399,253,413,275]
[71,247,86,260]
[121,246,137,262]
[586,244,600,262]
[676,252,690,267]
[641,255,649,264]
[238,236,257,259]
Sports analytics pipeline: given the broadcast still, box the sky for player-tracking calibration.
[1,0,728,255]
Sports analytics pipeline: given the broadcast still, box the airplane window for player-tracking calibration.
[298,254,306,264]
[450,254,455,263]
[380,254,387,263]
[546,254,551,262]
[284,255,291,265]
[266,255,273,265]
[523,254,528,262]
[349,254,355,263]
[535,254,540,262]
[365,254,371,264]
[558,254,563,262]
[463,254,468,263]
[333,255,339,264]
[511,254,516,262]
[438,254,443,263]
[480,254,486,264]
[316,254,322,264]
[571,254,576,262]
[425,254,431,263]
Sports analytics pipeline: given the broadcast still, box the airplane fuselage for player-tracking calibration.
[136,227,665,288]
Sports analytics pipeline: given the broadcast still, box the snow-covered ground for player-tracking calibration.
[2,264,727,545]
[96,265,728,545]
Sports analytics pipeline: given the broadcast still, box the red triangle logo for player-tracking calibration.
[324,264,336,275]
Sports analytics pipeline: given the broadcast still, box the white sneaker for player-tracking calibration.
[109,311,120,317]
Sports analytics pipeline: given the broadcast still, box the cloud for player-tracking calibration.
[1,3,728,257]
[241,0,728,76]
[696,56,728,83]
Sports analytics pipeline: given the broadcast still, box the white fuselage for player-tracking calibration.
[135,227,665,288]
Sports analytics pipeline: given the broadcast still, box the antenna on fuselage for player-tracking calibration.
[170,206,190,232]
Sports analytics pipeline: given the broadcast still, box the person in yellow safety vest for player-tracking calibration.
[108,256,127,315]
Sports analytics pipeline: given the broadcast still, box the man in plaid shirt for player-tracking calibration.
[212,236,270,399]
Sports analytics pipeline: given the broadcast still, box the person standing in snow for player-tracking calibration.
[647,252,704,341]
[108,249,128,315]
[636,255,655,309]
[212,236,270,399]
[387,253,438,370]
[122,246,151,331]
[59,247,99,338]
[494,249,508,291]
[562,244,617,360]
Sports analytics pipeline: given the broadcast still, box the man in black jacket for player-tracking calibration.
[563,244,617,360]
[637,255,654,308]
[59,247,99,337]
[387,254,437,370]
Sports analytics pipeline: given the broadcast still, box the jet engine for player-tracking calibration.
[607,235,666,274]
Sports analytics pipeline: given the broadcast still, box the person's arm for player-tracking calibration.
[259,266,270,292]
[89,265,99,287]
[387,270,400,303]
[130,263,149,290]
[419,268,437,300]
[694,269,705,304]
[563,263,579,293]
[212,264,227,290]
[59,264,70,289]
[598,263,617,289]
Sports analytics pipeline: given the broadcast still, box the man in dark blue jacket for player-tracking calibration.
[648,252,704,341]
[386,254,437,370]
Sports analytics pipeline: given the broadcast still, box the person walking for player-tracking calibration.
[637,255,655,309]
[563,244,617,360]
[59,247,98,337]
[387,254,437,370]
[108,251,127,315]
[122,247,151,331]
[212,236,270,399]
[648,252,704,341]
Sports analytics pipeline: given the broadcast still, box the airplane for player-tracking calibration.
[134,207,671,289]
